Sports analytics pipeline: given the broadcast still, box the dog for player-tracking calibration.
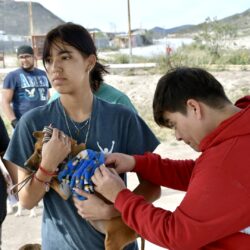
[7,200,37,217]
[24,127,86,200]
[24,126,145,250]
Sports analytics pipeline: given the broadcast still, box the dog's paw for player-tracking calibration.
[7,205,14,214]
[14,211,22,217]
[29,210,37,218]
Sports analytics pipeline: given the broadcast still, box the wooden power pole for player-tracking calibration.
[127,0,132,60]
[29,1,34,36]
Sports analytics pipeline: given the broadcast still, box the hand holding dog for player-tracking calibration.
[41,128,71,172]
[91,165,127,203]
[73,189,118,220]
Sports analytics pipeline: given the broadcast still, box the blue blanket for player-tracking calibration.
[58,149,105,200]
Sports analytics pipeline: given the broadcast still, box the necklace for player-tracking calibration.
[69,117,89,135]
[61,101,91,145]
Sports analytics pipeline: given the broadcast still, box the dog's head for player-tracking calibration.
[24,127,86,172]
[24,131,44,172]
[19,243,41,250]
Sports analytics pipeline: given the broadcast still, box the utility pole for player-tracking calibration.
[29,0,34,36]
[127,0,132,61]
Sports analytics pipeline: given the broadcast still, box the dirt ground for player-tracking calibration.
[0,68,249,249]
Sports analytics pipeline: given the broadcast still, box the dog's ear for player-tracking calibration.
[24,152,41,171]
[33,131,44,140]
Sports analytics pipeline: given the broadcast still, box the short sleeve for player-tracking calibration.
[3,71,17,89]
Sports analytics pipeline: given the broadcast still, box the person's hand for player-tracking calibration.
[105,153,135,174]
[73,189,116,220]
[40,128,71,172]
[91,165,126,203]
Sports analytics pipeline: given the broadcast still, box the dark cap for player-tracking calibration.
[17,45,34,56]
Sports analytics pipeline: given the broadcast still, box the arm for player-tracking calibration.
[94,162,250,249]
[115,154,250,249]
[0,116,17,184]
[3,160,18,185]
[105,152,195,191]
[17,129,71,209]
[1,89,17,124]
[134,153,195,191]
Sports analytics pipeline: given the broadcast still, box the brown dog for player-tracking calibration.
[24,128,85,199]
[25,127,145,250]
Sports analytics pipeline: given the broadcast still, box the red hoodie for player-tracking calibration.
[115,97,250,250]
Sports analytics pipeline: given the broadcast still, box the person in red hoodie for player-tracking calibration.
[87,67,250,250]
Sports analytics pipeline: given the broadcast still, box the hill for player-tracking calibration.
[0,1,249,42]
[177,8,250,36]
[0,0,64,35]
[149,25,194,38]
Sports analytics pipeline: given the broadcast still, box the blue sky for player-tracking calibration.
[16,0,250,32]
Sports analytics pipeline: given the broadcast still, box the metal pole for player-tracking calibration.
[127,0,132,61]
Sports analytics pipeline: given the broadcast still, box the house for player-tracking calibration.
[89,29,110,49]
[112,29,152,48]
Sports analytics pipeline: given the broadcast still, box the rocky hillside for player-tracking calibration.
[179,8,250,36]
[0,0,64,35]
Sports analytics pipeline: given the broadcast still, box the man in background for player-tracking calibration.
[2,45,51,128]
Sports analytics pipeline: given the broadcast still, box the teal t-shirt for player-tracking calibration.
[49,82,137,113]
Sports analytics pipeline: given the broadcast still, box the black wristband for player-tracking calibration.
[11,118,18,128]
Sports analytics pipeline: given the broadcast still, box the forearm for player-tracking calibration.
[18,168,52,209]
[4,160,18,184]
[2,101,16,122]
[134,153,195,191]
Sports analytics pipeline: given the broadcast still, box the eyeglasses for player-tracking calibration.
[18,55,33,59]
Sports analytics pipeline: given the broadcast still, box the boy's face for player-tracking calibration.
[18,53,35,71]
[163,99,207,152]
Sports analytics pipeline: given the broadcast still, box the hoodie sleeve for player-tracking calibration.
[133,153,195,191]
[115,160,250,249]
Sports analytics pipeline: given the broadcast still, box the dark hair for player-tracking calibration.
[153,67,231,127]
[42,22,109,91]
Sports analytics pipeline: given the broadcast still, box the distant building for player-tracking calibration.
[112,29,152,48]
[90,30,110,49]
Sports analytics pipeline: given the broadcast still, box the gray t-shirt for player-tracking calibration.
[4,97,159,250]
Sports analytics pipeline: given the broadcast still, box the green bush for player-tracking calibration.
[225,50,250,65]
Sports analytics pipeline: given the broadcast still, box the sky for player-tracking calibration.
[16,0,250,32]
